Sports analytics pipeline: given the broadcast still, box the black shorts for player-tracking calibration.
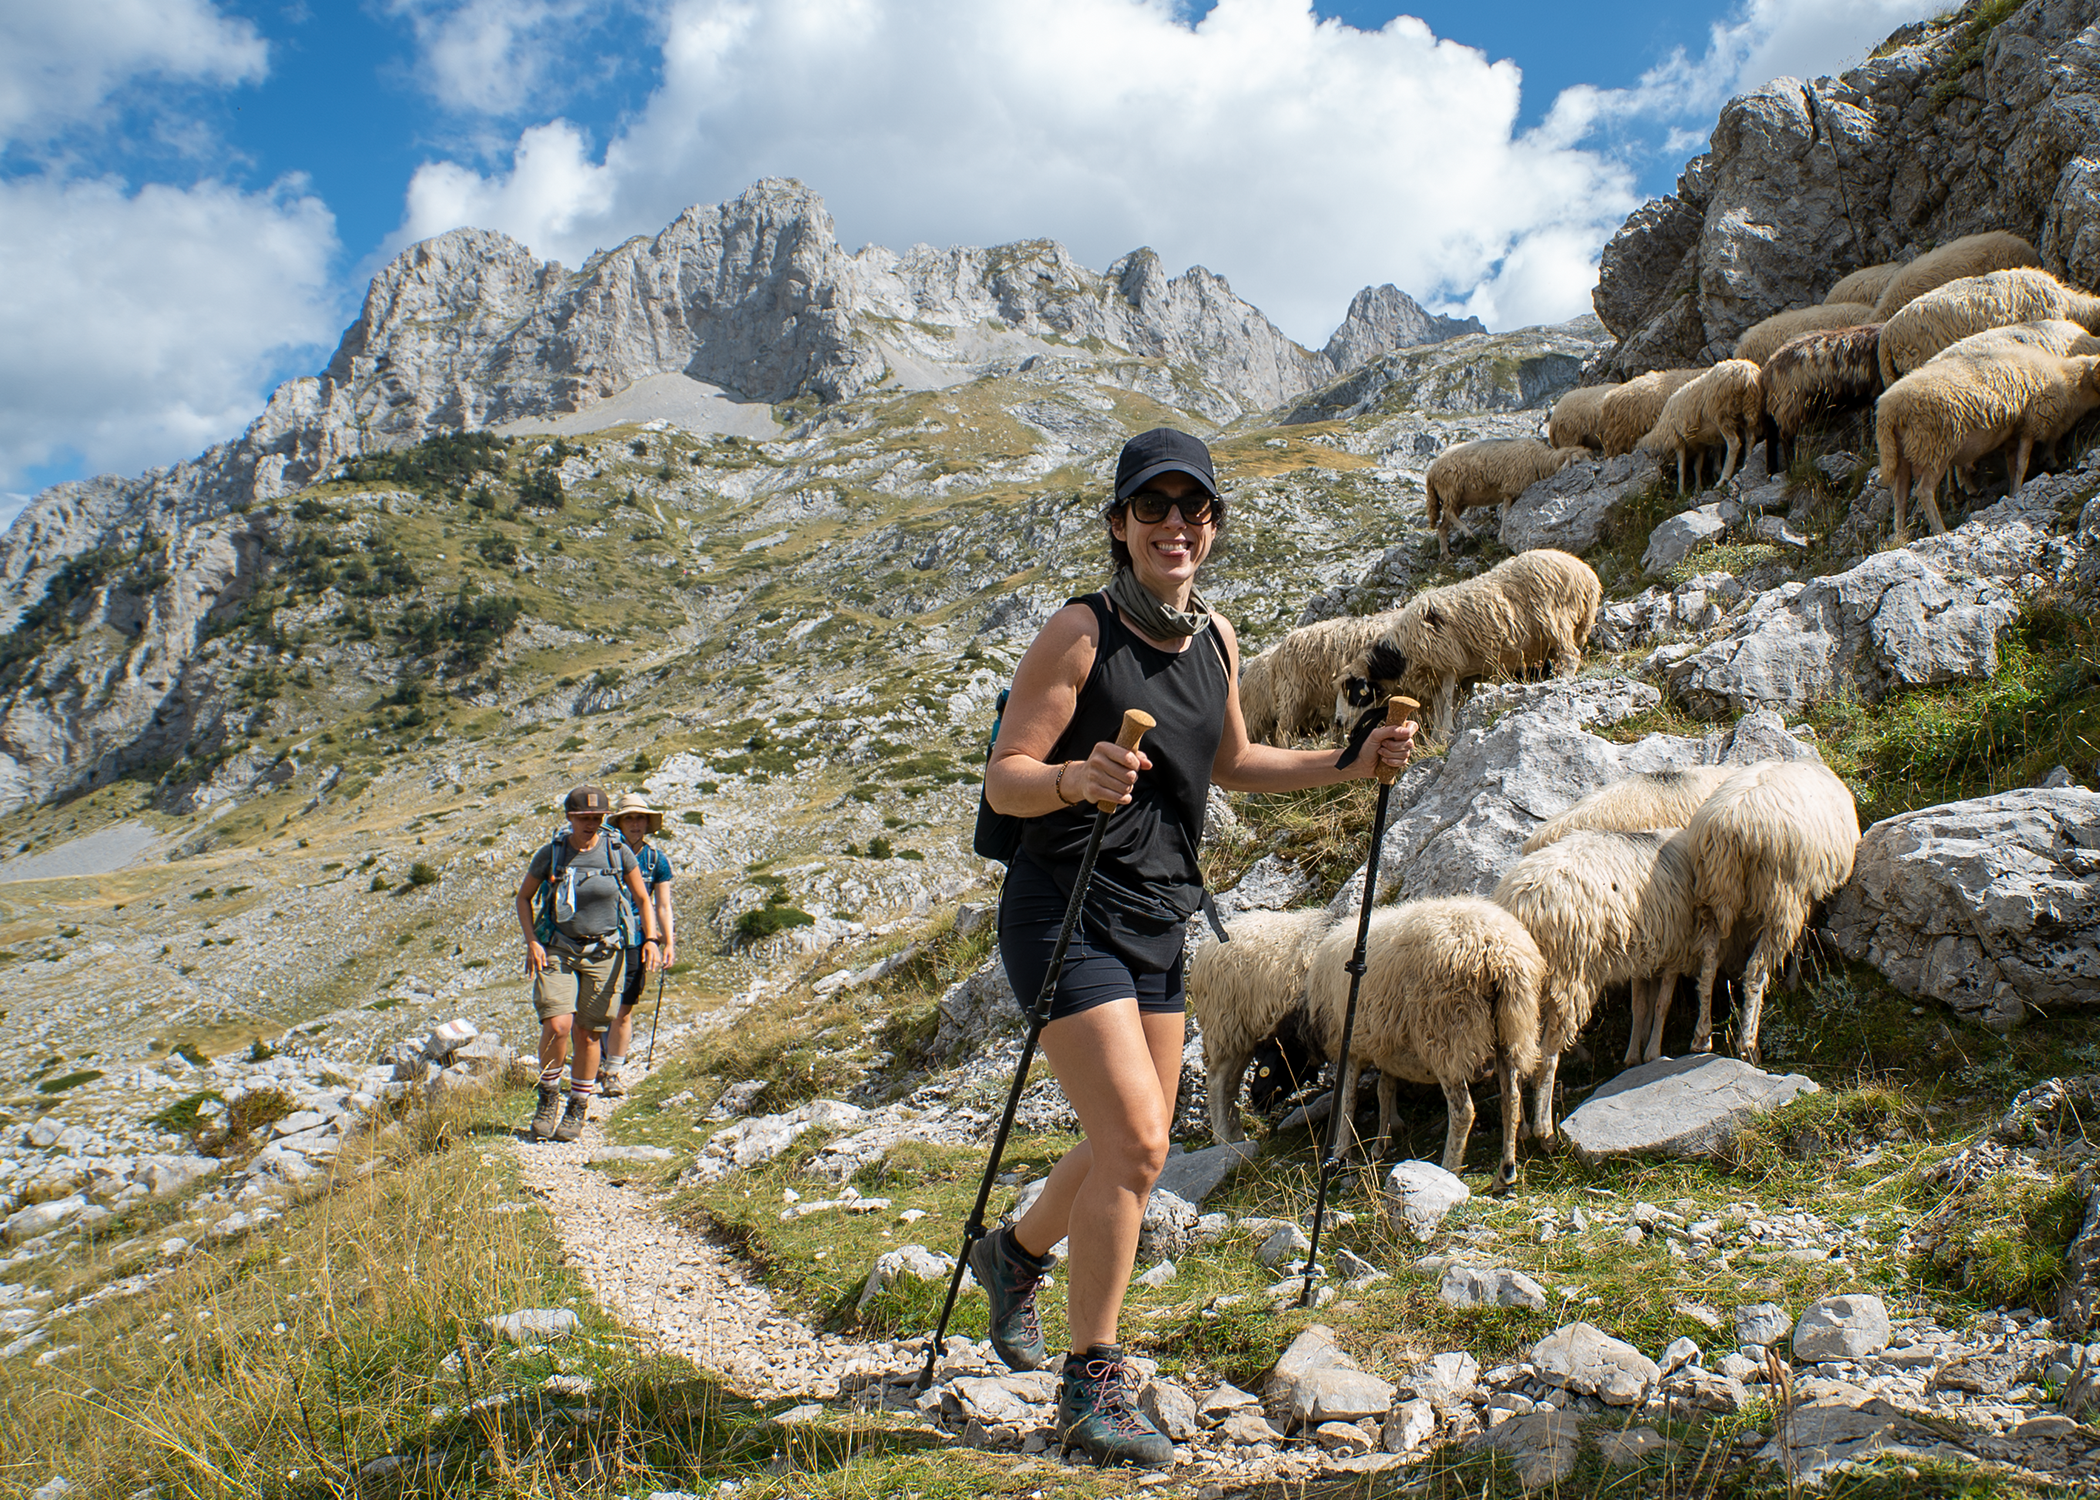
[620,954,647,1012]
[998,850,1186,1024]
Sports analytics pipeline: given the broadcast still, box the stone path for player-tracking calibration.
[509,1089,913,1402]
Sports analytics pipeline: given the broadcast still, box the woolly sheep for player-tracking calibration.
[1239,612,1394,746]
[1304,896,1544,1188]
[1927,319,2100,480]
[1733,303,1877,366]
[1424,438,1588,559]
[1188,907,1336,1142]
[1519,766,1736,854]
[1824,262,1903,308]
[1547,384,1616,450]
[1493,829,1701,1134]
[1759,323,1884,475]
[1877,268,2100,386]
[1639,358,1764,493]
[1871,230,2044,319]
[1875,347,2100,539]
[1599,369,1703,457]
[1684,761,1860,1065]
[1332,549,1601,745]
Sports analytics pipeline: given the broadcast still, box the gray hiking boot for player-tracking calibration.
[968,1226,1047,1371]
[530,1085,563,1140]
[553,1096,589,1142]
[598,1068,626,1098]
[1057,1344,1174,1467]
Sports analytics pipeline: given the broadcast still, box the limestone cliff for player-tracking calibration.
[1596,0,2100,374]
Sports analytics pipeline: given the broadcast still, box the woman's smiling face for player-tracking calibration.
[1111,470,1215,598]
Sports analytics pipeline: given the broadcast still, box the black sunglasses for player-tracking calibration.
[1122,489,1216,526]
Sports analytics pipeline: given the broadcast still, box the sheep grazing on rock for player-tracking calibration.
[1332,549,1601,745]
[1760,324,1885,475]
[1640,358,1764,493]
[1239,613,1393,746]
[1733,303,1877,366]
[1875,347,2100,539]
[1684,761,1860,1066]
[1599,369,1703,457]
[1520,766,1736,854]
[1877,268,2100,386]
[1188,908,1336,1142]
[1547,384,1616,450]
[1493,829,1701,1131]
[1424,438,1588,559]
[1872,230,2045,319]
[1824,261,1903,307]
[1304,896,1544,1188]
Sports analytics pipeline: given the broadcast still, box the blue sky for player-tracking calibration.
[0,0,1940,514]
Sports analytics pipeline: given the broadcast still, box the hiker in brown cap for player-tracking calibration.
[599,791,676,1097]
[514,785,663,1141]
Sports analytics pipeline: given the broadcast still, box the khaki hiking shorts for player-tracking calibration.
[533,947,624,1032]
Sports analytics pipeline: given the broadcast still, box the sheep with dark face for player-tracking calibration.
[1759,323,1884,475]
[1239,613,1395,746]
[1332,550,1600,745]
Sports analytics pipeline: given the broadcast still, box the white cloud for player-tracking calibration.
[395,0,1645,342]
[1566,0,1942,136]
[0,173,339,492]
[0,0,267,147]
[384,0,605,116]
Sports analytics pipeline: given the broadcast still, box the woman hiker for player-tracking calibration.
[599,791,676,1097]
[978,427,1415,1466]
[515,785,663,1141]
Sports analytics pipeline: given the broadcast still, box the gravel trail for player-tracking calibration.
[510,1092,914,1401]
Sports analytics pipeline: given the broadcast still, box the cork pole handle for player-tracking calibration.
[1099,709,1157,813]
[1377,697,1420,787]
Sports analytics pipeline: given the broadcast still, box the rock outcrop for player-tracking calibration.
[1595,0,2100,375]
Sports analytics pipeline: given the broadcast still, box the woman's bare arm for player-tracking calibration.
[985,602,1153,816]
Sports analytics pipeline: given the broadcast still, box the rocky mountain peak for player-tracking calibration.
[1323,284,1487,373]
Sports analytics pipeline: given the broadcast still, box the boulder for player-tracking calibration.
[1736,1302,1792,1349]
[135,1154,219,1197]
[1531,1322,1661,1405]
[929,958,1019,1061]
[1661,548,2024,718]
[1467,1410,1585,1488]
[1501,453,1658,555]
[1664,1367,1753,1415]
[1793,1295,1892,1363]
[1823,788,2100,1029]
[1382,1397,1437,1453]
[1257,1222,1312,1269]
[1315,1419,1376,1456]
[1561,1055,1819,1161]
[1404,1350,1481,1410]
[1593,572,1746,653]
[4,1195,85,1243]
[1263,1325,1376,1428]
[1439,1264,1549,1312]
[1140,1378,1199,1440]
[1642,502,1735,576]
[1213,855,1312,921]
[1290,1366,1397,1429]
[1197,1381,1263,1423]
[484,1309,579,1344]
[1383,1160,1469,1242]
[1152,1139,1259,1208]
[1136,1189,1197,1261]
[858,1244,966,1313]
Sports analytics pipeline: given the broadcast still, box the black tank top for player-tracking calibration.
[1020,592,1231,918]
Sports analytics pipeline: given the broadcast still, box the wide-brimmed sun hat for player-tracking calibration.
[610,791,663,835]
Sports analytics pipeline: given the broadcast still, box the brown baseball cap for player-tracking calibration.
[563,785,611,815]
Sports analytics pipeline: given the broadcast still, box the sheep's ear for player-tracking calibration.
[1423,605,1447,631]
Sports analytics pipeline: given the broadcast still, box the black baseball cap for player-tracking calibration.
[564,785,611,816]
[1114,427,1219,501]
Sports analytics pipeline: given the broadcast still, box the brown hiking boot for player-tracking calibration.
[553,1095,589,1142]
[530,1085,563,1140]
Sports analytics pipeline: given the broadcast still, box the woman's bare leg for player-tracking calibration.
[1010,1003,1183,1352]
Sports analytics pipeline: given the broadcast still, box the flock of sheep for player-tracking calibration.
[1189,758,1860,1191]
[1421,229,2100,550]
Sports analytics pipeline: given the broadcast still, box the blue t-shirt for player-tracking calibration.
[632,843,674,892]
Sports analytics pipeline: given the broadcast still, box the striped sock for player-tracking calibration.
[539,1062,563,1088]
[570,1077,596,1100]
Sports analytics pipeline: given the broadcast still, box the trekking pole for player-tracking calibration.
[916,708,1154,1391]
[1301,695,1418,1309]
[645,968,666,1070]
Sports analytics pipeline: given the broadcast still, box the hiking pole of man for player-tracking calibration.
[514,785,664,1142]
[601,791,676,1097]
